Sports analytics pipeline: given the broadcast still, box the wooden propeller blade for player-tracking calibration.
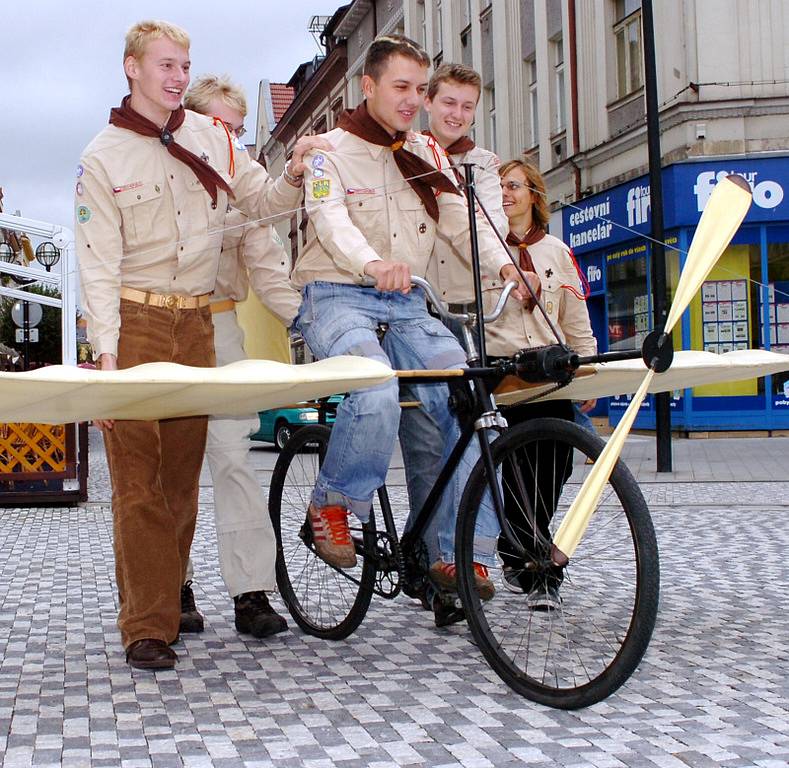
[552,174,752,564]
[664,174,752,332]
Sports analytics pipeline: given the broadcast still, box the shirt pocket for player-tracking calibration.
[348,193,386,252]
[115,182,164,249]
[399,195,434,261]
[188,176,227,230]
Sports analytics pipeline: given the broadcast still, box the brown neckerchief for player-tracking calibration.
[109,95,234,205]
[338,102,460,221]
[506,226,545,312]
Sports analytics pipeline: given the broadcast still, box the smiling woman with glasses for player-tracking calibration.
[486,158,599,606]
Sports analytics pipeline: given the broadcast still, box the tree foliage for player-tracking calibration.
[0,284,65,367]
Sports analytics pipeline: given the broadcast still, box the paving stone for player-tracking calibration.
[0,430,787,766]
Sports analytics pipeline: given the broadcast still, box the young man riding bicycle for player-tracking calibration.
[289,35,539,613]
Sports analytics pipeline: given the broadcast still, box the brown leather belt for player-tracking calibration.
[210,299,236,314]
[120,287,210,309]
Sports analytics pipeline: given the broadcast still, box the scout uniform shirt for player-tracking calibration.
[483,233,597,357]
[426,141,509,304]
[290,129,511,289]
[76,110,302,357]
[215,208,301,327]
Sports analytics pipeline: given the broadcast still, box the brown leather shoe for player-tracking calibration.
[125,639,178,670]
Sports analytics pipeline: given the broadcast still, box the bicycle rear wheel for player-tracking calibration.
[456,417,659,709]
[270,425,377,640]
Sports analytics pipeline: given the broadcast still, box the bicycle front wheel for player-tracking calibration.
[270,425,377,640]
[456,417,659,709]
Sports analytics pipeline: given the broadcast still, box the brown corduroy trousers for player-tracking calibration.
[104,299,215,649]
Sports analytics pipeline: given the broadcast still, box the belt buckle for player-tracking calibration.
[164,294,178,309]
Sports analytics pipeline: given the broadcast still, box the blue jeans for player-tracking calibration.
[573,402,597,434]
[293,282,499,565]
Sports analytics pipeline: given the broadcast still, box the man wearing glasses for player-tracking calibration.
[181,75,301,642]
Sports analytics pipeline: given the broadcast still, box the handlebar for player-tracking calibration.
[360,274,519,327]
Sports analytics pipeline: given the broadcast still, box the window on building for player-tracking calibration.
[331,97,343,128]
[313,115,327,134]
[460,24,472,66]
[417,0,426,49]
[485,85,496,153]
[433,0,443,56]
[614,0,643,99]
[527,58,539,147]
[553,36,566,133]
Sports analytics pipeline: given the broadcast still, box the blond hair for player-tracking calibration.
[185,75,247,118]
[427,63,481,101]
[499,159,551,231]
[124,19,189,62]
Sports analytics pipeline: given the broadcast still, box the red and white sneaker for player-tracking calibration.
[307,503,357,568]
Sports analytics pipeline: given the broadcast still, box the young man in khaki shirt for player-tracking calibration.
[76,20,324,670]
[180,74,301,641]
[401,63,510,547]
[290,35,539,613]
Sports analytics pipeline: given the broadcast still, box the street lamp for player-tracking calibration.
[35,242,61,272]
[0,242,14,263]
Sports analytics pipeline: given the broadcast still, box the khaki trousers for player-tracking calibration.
[186,309,277,595]
[105,299,215,649]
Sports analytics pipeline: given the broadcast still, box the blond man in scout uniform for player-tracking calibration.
[290,35,539,612]
[423,62,508,305]
[178,75,301,640]
[76,20,325,670]
[400,62,510,544]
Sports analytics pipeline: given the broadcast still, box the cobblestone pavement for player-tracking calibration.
[0,431,787,767]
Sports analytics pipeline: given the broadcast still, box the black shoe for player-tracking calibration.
[180,580,205,633]
[526,582,562,611]
[126,639,178,670]
[234,591,288,638]
[432,593,466,628]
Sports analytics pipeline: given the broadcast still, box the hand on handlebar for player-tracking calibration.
[501,264,541,309]
[363,260,412,293]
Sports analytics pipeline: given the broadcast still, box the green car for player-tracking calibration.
[250,395,342,450]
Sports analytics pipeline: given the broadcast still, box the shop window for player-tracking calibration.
[606,247,648,351]
[765,242,789,399]
[690,242,762,399]
[614,0,643,100]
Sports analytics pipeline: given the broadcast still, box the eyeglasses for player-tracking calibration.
[231,124,246,138]
[501,180,527,192]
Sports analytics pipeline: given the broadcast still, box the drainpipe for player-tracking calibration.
[568,0,581,200]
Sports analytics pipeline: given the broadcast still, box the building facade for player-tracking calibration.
[404,0,789,431]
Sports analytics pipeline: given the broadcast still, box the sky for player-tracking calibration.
[0,1,343,230]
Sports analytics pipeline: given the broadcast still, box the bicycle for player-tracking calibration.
[269,275,659,710]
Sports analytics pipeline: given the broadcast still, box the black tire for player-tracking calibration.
[274,420,292,451]
[269,424,377,640]
[455,418,659,709]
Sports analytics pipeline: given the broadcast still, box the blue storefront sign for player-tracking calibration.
[563,157,789,255]
[561,155,789,432]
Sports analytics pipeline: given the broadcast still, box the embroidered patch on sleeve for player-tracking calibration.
[76,205,92,224]
[311,179,331,199]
